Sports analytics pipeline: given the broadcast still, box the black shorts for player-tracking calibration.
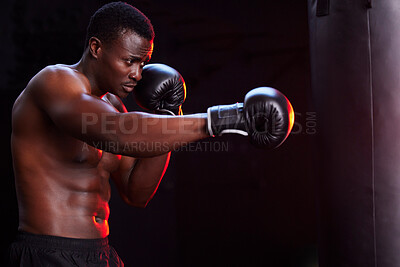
[7,231,124,267]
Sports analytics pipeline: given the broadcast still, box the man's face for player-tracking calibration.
[96,31,153,98]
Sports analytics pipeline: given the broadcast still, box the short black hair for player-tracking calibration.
[85,2,154,48]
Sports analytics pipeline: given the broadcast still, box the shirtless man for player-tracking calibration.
[8,2,293,266]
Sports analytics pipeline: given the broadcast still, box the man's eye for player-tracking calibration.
[125,58,137,64]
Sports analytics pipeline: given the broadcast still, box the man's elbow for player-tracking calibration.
[124,195,152,208]
[128,200,149,209]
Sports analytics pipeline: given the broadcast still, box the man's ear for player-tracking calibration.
[88,37,102,59]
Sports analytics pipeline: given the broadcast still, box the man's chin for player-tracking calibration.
[111,89,129,99]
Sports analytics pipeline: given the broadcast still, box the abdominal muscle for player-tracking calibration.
[17,173,112,239]
[15,147,117,239]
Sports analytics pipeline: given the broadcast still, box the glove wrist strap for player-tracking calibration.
[207,103,248,137]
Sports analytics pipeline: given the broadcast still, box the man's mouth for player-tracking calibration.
[122,83,136,93]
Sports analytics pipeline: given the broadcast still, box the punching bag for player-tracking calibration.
[308,0,400,266]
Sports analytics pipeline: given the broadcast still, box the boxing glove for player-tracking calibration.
[207,87,294,149]
[134,63,186,115]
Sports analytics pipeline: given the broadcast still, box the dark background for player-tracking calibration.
[0,0,316,266]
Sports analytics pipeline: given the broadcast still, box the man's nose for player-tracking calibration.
[128,66,142,81]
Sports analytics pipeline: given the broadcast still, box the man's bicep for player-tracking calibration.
[49,94,118,141]
[102,93,128,113]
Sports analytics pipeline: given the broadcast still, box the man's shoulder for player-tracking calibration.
[13,64,92,116]
[30,64,89,93]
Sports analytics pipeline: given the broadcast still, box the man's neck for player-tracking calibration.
[73,51,104,97]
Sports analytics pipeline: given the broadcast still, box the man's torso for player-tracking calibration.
[11,65,122,238]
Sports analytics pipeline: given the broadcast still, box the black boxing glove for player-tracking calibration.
[134,63,186,115]
[207,87,294,149]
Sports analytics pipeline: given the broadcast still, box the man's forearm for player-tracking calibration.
[124,152,171,207]
[88,112,209,157]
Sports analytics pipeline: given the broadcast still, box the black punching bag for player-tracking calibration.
[308,0,400,266]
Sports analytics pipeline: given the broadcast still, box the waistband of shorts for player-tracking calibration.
[16,231,109,250]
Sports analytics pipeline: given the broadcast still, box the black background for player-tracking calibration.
[0,0,316,266]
